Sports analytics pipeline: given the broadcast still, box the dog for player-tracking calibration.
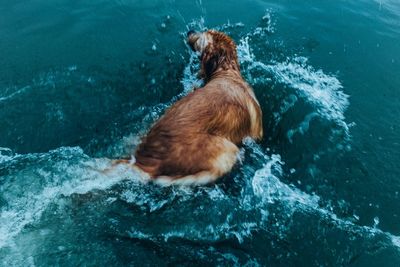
[114,30,263,185]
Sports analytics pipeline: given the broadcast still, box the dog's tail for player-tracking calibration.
[105,158,151,181]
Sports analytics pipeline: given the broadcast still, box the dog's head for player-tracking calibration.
[187,30,239,80]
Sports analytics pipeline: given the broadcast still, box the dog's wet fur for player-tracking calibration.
[114,30,263,185]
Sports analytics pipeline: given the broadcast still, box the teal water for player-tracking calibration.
[1,0,400,266]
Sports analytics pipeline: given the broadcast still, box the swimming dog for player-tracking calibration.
[115,30,263,185]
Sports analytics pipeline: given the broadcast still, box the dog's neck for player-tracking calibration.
[201,55,241,83]
[206,67,242,83]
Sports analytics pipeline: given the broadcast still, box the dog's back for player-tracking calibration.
[134,75,262,183]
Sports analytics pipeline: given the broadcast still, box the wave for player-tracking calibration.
[0,86,31,103]
[2,143,398,263]
[106,139,400,251]
[0,147,138,249]
[237,38,350,130]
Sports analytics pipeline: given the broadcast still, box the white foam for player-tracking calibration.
[0,147,14,164]
[243,139,320,221]
[127,219,258,244]
[392,236,400,247]
[271,57,349,124]
[251,154,320,209]
[243,140,400,249]
[181,50,203,93]
[127,230,152,240]
[121,189,170,213]
[0,148,136,249]
[0,86,30,102]
[237,37,350,128]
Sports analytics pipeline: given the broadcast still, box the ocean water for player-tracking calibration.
[1,0,400,266]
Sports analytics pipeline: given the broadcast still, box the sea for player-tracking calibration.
[1,0,400,266]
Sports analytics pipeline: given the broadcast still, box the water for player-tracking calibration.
[1,0,400,266]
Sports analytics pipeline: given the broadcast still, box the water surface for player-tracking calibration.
[1,0,400,266]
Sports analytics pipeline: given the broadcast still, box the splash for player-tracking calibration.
[181,49,203,93]
[270,57,349,124]
[237,38,350,129]
[106,139,400,250]
[0,147,138,249]
[0,147,14,164]
[247,142,400,249]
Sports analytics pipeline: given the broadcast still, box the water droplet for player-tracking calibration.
[373,217,380,228]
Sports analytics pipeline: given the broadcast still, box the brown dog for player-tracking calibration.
[116,30,263,185]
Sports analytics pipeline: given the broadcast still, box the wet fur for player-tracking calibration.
[120,30,263,185]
